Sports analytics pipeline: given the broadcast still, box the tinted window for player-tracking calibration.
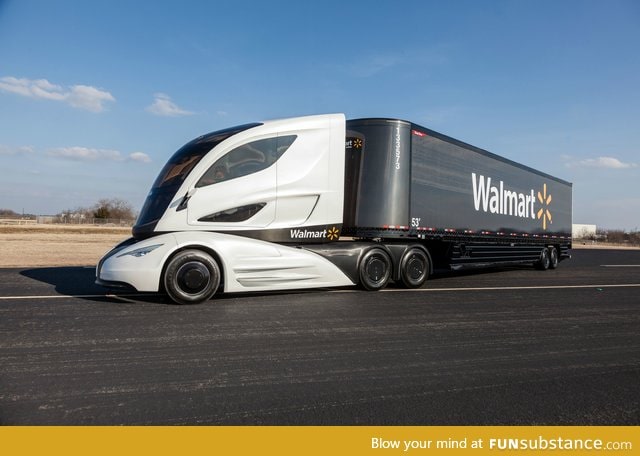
[152,123,262,190]
[198,203,266,223]
[196,135,296,187]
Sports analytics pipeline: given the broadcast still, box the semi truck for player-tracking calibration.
[96,113,572,304]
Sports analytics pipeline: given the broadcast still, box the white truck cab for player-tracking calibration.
[97,114,356,304]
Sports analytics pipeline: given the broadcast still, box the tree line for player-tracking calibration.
[2,198,136,221]
[58,198,136,221]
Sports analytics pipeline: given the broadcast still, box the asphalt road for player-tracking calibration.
[1,249,639,425]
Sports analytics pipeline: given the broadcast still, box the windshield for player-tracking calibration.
[133,122,262,238]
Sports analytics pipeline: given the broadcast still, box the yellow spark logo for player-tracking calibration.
[353,138,363,149]
[327,226,340,241]
[537,183,553,230]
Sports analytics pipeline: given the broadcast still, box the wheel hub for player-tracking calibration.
[177,262,210,293]
[407,257,424,280]
[367,258,385,282]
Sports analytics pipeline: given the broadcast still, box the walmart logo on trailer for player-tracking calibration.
[471,173,553,230]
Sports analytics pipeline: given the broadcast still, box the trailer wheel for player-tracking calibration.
[548,247,559,269]
[164,249,221,305]
[399,247,429,288]
[359,248,392,291]
[535,247,551,271]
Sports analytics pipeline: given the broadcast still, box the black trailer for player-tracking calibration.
[342,118,572,276]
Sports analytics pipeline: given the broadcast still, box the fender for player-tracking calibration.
[97,231,354,293]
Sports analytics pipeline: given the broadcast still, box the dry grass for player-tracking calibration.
[0,224,132,267]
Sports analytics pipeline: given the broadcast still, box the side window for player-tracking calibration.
[196,135,296,187]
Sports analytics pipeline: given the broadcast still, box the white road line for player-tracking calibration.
[0,293,154,300]
[384,283,640,292]
[601,265,640,267]
[333,283,640,293]
[1,283,639,300]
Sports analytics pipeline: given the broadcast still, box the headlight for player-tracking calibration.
[117,244,164,258]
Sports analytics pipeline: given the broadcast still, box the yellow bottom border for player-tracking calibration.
[2,426,637,455]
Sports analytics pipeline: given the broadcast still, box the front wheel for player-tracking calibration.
[358,248,392,291]
[164,249,221,304]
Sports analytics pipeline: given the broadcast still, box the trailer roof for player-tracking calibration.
[347,117,572,187]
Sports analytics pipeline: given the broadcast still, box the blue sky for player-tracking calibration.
[1,0,639,229]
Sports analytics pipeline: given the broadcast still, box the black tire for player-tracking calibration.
[535,247,551,271]
[548,246,559,269]
[163,249,221,305]
[358,248,392,291]
[399,247,429,288]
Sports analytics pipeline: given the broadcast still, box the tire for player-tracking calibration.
[163,249,221,305]
[358,248,392,291]
[548,246,559,269]
[399,247,429,288]
[535,247,551,271]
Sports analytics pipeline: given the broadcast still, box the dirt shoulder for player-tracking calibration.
[0,224,132,268]
[572,242,640,250]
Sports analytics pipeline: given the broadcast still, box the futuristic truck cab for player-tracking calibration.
[96,113,572,304]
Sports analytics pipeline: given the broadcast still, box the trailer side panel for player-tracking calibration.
[410,128,572,238]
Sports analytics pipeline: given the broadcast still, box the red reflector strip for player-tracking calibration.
[381,225,410,230]
[412,130,427,137]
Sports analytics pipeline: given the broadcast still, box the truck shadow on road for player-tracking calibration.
[19,266,169,305]
[18,264,533,306]
[17,266,320,305]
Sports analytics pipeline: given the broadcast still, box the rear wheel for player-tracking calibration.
[164,249,221,304]
[358,248,392,291]
[548,246,559,269]
[399,247,429,288]
[535,247,551,270]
